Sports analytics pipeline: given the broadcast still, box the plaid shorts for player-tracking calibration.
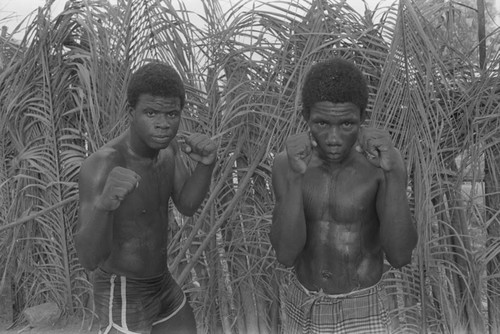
[281,273,391,334]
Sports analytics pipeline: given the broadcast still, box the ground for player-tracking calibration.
[0,317,96,334]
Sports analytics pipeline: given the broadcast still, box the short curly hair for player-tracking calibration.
[301,58,368,120]
[127,62,186,109]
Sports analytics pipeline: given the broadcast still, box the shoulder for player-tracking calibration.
[79,140,125,184]
[82,146,121,170]
[271,151,291,193]
[350,151,384,181]
[271,151,290,180]
[272,151,288,171]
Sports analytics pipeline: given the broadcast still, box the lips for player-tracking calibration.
[327,152,342,158]
[152,135,171,144]
[325,147,342,155]
[324,149,344,161]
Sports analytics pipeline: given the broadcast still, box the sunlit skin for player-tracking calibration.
[75,94,217,333]
[271,102,417,294]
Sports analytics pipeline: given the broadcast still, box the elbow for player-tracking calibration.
[385,241,417,269]
[74,235,101,271]
[275,249,296,268]
[177,206,197,217]
[275,254,296,268]
[75,247,99,271]
[78,257,98,272]
[175,198,201,217]
[270,235,301,267]
[386,253,412,269]
[382,226,418,269]
[271,240,298,267]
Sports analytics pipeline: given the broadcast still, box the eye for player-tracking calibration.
[146,110,156,117]
[167,111,180,118]
[342,121,353,128]
[316,121,328,127]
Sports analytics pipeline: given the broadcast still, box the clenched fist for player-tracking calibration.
[356,127,405,172]
[285,132,317,174]
[181,133,217,166]
[97,167,141,211]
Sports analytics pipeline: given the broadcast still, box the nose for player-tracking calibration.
[156,114,170,129]
[325,127,341,146]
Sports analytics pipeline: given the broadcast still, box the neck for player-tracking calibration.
[126,129,159,160]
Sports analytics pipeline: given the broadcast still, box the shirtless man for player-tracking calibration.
[75,62,217,334]
[270,58,418,333]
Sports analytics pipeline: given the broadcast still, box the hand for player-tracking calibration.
[356,127,404,172]
[285,132,317,174]
[98,167,141,211]
[181,133,217,166]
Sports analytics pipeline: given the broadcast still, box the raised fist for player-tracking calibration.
[356,127,404,172]
[285,132,317,174]
[97,166,141,211]
[181,133,217,166]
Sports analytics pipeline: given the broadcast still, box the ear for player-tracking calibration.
[359,108,366,124]
[127,103,135,116]
[301,108,309,121]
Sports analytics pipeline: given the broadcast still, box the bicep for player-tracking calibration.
[375,175,386,217]
[172,150,190,205]
[77,154,112,228]
[271,153,288,205]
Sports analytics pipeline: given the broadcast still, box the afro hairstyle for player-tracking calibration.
[127,62,186,109]
[301,58,368,120]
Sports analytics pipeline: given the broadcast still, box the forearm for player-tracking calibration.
[75,206,114,270]
[176,161,215,216]
[379,170,417,267]
[271,175,307,267]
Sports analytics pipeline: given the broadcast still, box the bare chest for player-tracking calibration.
[118,161,173,219]
[302,166,379,223]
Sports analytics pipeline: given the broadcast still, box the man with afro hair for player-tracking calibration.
[270,58,417,333]
[75,62,217,334]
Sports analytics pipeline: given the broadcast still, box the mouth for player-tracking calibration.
[152,136,171,144]
[327,151,342,158]
[324,146,342,154]
[323,149,344,161]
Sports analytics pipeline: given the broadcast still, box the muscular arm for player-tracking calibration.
[358,128,417,268]
[376,164,418,268]
[74,152,116,271]
[172,143,215,216]
[270,152,307,267]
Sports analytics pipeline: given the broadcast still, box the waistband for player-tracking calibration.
[292,273,382,300]
[95,267,170,285]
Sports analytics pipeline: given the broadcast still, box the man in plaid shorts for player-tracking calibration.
[270,58,418,333]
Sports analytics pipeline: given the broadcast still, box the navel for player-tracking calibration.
[321,270,333,279]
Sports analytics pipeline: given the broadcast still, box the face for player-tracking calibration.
[307,101,363,163]
[129,94,182,152]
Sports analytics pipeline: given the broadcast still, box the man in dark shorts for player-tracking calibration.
[75,62,217,334]
[270,58,418,333]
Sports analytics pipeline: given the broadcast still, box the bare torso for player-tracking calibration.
[99,136,176,277]
[294,152,384,294]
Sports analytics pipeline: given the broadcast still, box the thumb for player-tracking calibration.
[309,132,317,148]
[355,138,363,153]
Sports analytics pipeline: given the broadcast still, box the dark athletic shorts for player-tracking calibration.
[92,267,186,334]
